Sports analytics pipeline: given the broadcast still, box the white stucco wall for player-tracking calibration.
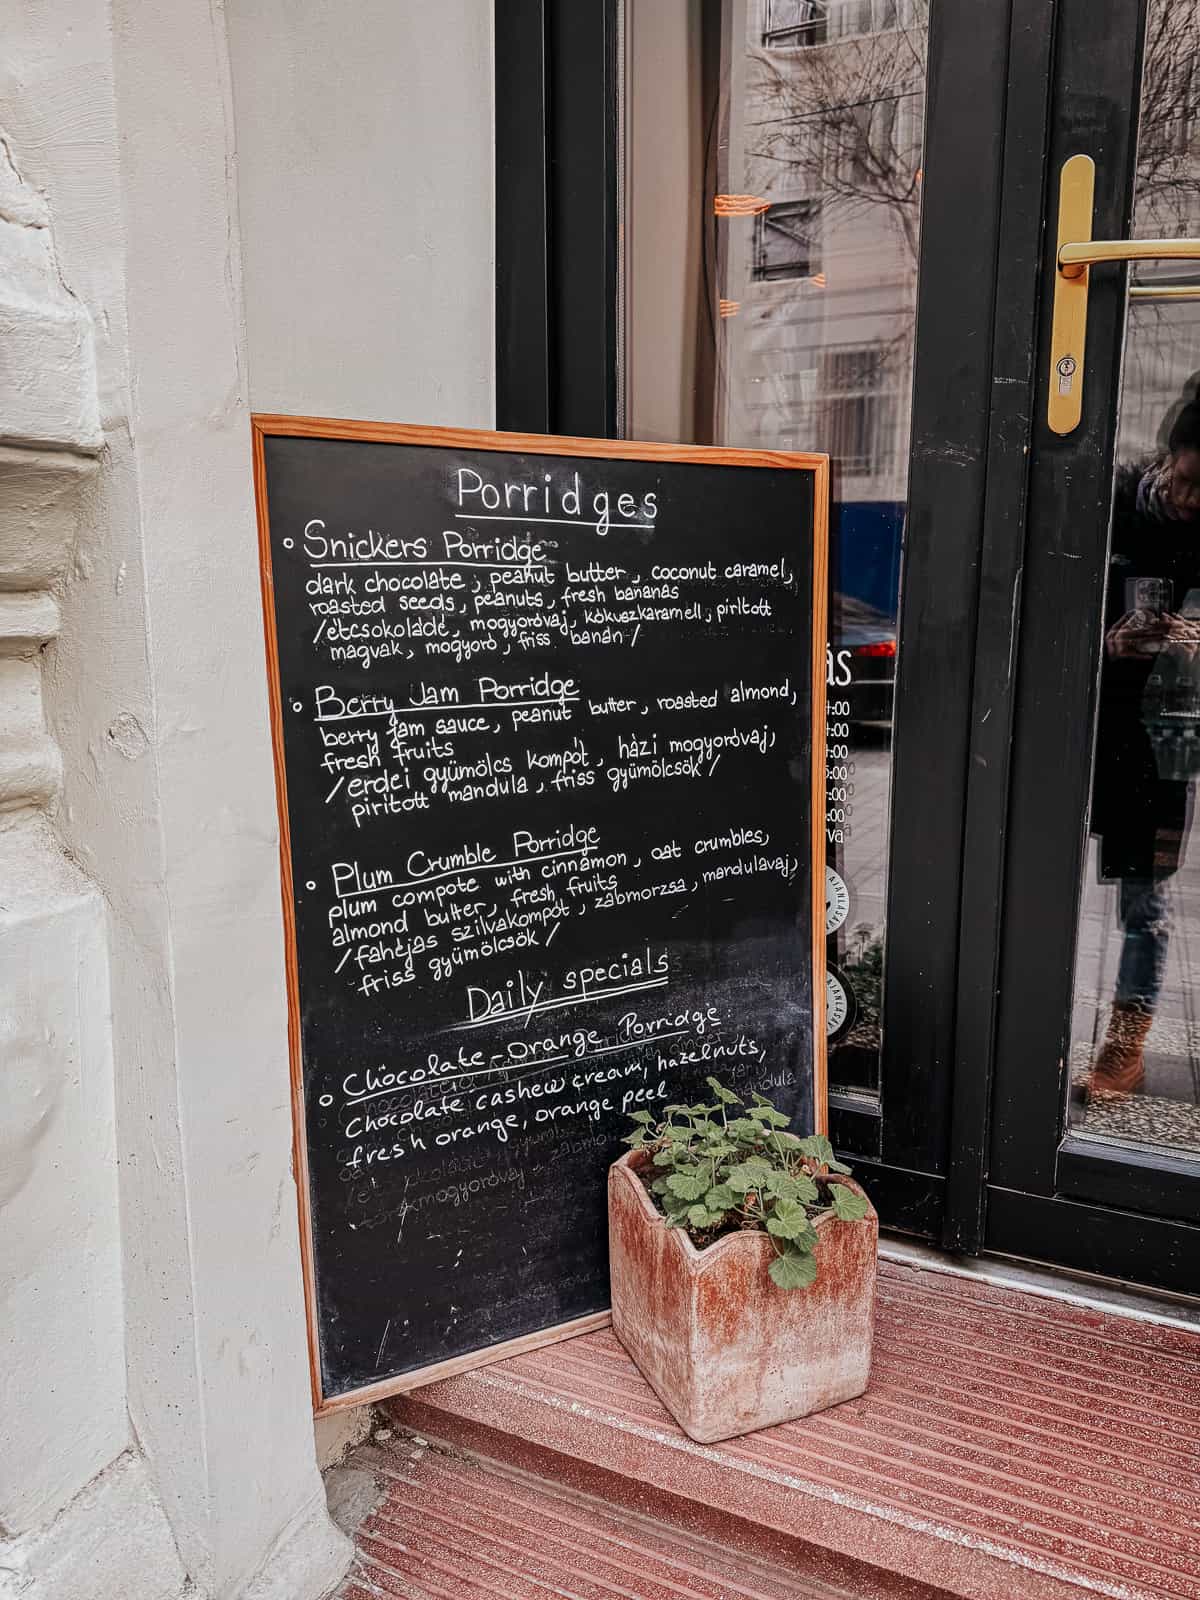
[226,0,494,426]
[0,826,123,1535]
[2,0,329,1578]
[1,0,495,1594]
[225,0,495,1455]
[0,40,128,1549]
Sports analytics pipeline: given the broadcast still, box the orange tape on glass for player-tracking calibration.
[713,194,770,217]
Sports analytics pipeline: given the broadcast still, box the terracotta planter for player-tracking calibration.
[608,1149,877,1443]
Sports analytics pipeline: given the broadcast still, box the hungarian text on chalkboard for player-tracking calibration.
[252,418,829,1408]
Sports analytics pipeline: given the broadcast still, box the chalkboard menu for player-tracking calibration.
[252,417,829,1409]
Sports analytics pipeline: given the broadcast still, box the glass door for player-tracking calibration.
[617,0,1016,1232]
[624,0,927,1099]
[496,0,1200,1272]
[985,0,1200,1289]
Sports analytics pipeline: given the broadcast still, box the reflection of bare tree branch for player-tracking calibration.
[1136,0,1200,236]
[746,3,928,261]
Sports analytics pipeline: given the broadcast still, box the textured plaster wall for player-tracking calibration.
[224,0,495,1451]
[226,0,494,425]
[0,825,124,1534]
[1,0,495,1592]
[100,4,342,1583]
[0,0,352,1595]
[0,40,128,1545]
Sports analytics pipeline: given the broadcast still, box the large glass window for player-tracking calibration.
[623,0,927,1093]
[1068,0,1200,1155]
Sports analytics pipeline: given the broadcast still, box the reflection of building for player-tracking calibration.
[1118,5,1200,456]
[706,1,929,1088]
[718,2,925,526]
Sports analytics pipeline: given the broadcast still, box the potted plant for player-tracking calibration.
[608,1078,877,1443]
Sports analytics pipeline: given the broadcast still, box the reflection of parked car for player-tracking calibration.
[830,596,895,728]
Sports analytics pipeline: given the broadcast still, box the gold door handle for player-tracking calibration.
[1048,154,1200,434]
[1059,237,1200,278]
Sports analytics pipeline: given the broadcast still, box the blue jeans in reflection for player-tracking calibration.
[1114,877,1171,1012]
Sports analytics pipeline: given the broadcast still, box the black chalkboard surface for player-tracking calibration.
[252,417,829,1410]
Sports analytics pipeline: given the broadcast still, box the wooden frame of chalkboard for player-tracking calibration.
[252,415,829,1413]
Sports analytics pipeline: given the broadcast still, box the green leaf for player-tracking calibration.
[766,1199,812,1240]
[620,1130,646,1146]
[666,1172,708,1201]
[769,1250,819,1290]
[652,1147,678,1167]
[798,1134,851,1174]
[764,1170,800,1201]
[687,1204,712,1228]
[702,1207,728,1228]
[750,1105,791,1127]
[792,1173,820,1205]
[705,1077,741,1104]
[797,1134,834,1164]
[650,1177,670,1195]
[704,1183,736,1210]
[629,1110,654,1125]
[831,1185,869,1222]
[725,1161,772,1194]
[727,1118,760,1142]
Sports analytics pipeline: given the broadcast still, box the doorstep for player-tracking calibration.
[332,1433,925,1600]
[375,1257,1200,1600]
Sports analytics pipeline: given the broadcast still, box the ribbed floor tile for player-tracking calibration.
[334,1435,890,1600]
[386,1258,1200,1600]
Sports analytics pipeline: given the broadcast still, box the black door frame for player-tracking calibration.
[940,0,1060,1252]
[493,0,1015,1241]
[979,0,1200,1290]
[495,0,620,439]
[492,0,1200,1278]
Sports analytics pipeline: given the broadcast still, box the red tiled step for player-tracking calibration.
[387,1258,1200,1600]
[336,1435,929,1600]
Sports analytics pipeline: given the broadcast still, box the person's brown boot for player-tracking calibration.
[1089,1002,1152,1097]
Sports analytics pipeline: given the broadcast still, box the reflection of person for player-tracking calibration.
[1088,401,1200,1097]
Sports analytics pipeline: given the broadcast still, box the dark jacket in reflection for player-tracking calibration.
[1091,461,1195,882]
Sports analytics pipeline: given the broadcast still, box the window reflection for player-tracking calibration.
[622,0,926,1089]
[762,0,915,50]
[753,202,822,281]
[762,0,830,50]
[1070,0,1200,1154]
